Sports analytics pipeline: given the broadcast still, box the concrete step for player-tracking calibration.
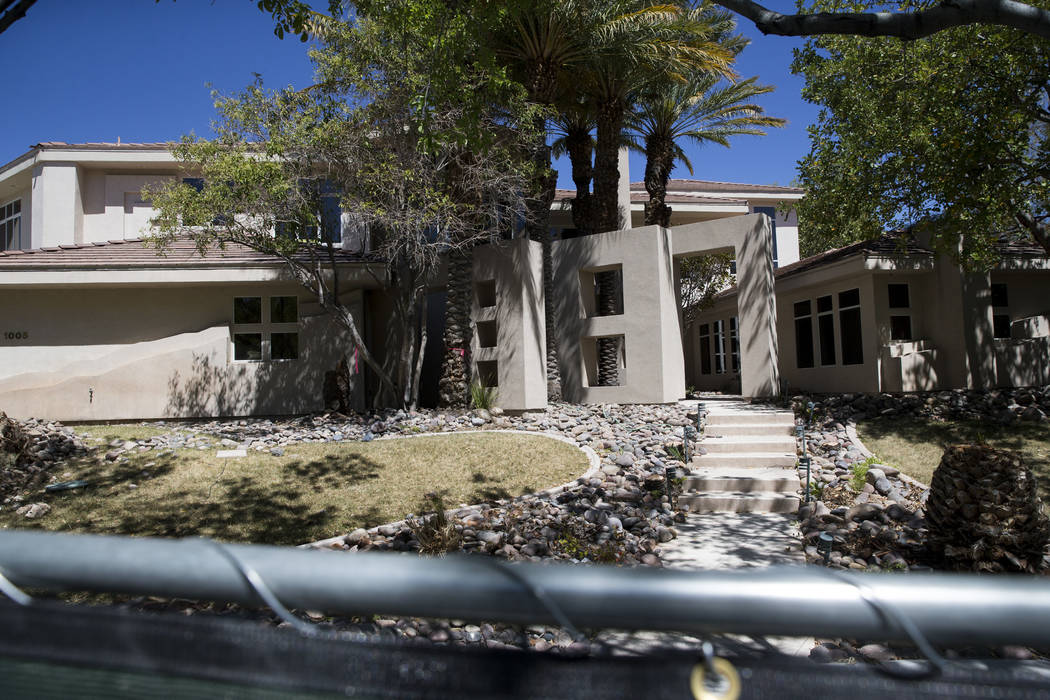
[706,412,794,426]
[692,452,798,469]
[684,467,800,493]
[680,491,801,514]
[704,423,796,437]
[701,436,797,454]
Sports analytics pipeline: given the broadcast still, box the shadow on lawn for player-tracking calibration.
[108,453,386,545]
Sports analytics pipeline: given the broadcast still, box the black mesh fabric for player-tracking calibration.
[2,600,1050,699]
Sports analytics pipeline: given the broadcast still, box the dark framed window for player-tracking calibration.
[993,315,1012,339]
[1,198,22,252]
[991,283,1009,308]
[794,300,814,369]
[887,283,910,309]
[277,180,342,244]
[234,297,262,324]
[713,320,726,374]
[233,333,263,361]
[270,296,298,323]
[271,332,299,360]
[753,206,778,268]
[839,288,864,365]
[817,295,836,366]
[890,315,912,341]
[729,316,740,373]
[699,324,711,375]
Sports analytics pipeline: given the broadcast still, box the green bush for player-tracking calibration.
[469,380,498,410]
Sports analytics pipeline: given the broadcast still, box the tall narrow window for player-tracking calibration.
[753,206,778,268]
[0,199,22,251]
[794,300,814,369]
[277,180,342,243]
[991,283,1011,338]
[817,295,836,366]
[887,283,912,341]
[699,324,712,375]
[729,316,740,373]
[839,288,864,365]
[713,320,726,374]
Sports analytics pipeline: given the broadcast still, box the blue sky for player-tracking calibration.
[1,0,817,189]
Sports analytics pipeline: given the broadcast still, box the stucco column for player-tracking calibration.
[734,215,781,397]
[617,146,632,230]
[31,162,82,248]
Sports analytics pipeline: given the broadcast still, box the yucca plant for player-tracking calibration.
[469,380,499,411]
[926,444,1050,573]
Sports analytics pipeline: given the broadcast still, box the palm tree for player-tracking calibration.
[632,71,786,227]
[583,3,737,234]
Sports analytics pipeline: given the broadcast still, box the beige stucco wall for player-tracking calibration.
[471,238,547,411]
[0,283,361,420]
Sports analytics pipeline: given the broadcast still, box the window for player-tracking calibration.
[888,283,912,341]
[1,199,22,251]
[699,324,712,375]
[793,300,814,369]
[713,319,726,374]
[817,295,836,366]
[838,288,864,365]
[753,206,778,268]
[991,283,1011,338]
[232,295,299,362]
[276,180,342,244]
[729,316,740,373]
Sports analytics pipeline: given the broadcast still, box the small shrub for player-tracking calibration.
[849,463,870,492]
[808,481,825,500]
[469,380,498,410]
[409,492,462,556]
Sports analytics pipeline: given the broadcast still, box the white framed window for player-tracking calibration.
[713,319,726,374]
[1,199,22,251]
[231,295,299,362]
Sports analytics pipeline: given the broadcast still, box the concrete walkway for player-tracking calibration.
[600,398,812,657]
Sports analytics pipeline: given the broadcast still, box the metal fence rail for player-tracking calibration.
[1,530,1049,647]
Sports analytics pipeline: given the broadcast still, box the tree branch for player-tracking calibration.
[713,0,1050,40]
[0,0,36,36]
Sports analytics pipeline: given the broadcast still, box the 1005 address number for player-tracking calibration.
[3,331,28,340]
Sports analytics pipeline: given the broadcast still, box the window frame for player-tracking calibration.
[838,288,864,366]
[887,283,913,341]
[793,300,815,369]
[231,294,300,363]
[1,198,23,252]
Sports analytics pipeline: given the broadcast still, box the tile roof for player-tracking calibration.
[554,188,747,207]
[31,141,173,150]
[632,179,805,195]
[0,236,374,269]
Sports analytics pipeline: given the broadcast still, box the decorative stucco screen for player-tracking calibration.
[551,214,779,403]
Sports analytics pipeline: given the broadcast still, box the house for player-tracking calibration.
[688,234,1050,395]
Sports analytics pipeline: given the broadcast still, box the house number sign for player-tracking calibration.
[3,331,28,340]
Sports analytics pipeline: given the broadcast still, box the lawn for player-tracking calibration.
[1,427,589,546]
[856,416,1050,497]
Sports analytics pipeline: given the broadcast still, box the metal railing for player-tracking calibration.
[2,530,1050,649]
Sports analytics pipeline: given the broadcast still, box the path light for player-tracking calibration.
[799,456,812,503]
[818,532,834,565]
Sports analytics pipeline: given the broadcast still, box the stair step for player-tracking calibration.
[685,467,800,493]
[680,491,801,514]
[693,452,798,469]
[704,423,796,437]
[701,436,797,454]
[706,412,795,426]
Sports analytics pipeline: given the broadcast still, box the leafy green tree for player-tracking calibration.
[631,70,785,227]
[147,2,541,410]
[793,2,1050,264]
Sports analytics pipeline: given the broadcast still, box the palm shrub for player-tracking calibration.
[926,444,1050,573]
[469,380,498,411]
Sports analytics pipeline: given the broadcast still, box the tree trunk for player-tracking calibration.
[643,135,675,228]
[595,269,621,386]
[542,231,562,400]
[593,97,626,234]
[565,124,595,236]
[439,249,473,408]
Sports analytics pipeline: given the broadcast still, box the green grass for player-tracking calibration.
[1,429,588,546]
[856,416,1050,497]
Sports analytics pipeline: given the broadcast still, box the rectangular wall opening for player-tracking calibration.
[476,360,499,388]
[579,265,624,318]
[580,334,626,387]
[476,279,497,309]
[476,320,498,348]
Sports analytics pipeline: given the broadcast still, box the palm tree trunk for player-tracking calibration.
[565,124,595,236]
[439,249,473,408]
[593,97,626,234]
[643,135,675,227]
[596,269,621,385]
